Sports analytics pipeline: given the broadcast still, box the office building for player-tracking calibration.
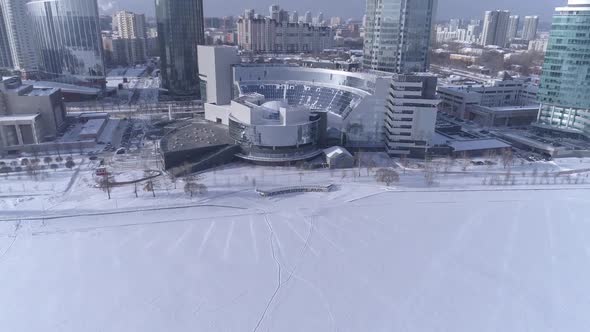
[507,15,519,40]
[538,0,590,136]
[438,73,539,120]
[0,4,12,69]
[522,15,539,41]
[290,11,298,23]
[112,11,147,65]
[0,77,66,149]
[363,0,437,73]
[156,0,205,97]
[27,0,105,86]
[449,19,461,32]
[237,11,334,53]
[385,74,440,155]
[0,0,38,76]
[481,10,511,47]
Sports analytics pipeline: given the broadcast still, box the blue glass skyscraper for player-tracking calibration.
[363,0,437,73]
[155,0,205,98]
[538,0,590,135]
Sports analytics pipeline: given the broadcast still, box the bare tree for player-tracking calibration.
[374,168,400,186]
[424,167,436,187]
[97,175,112,199]
[184,182,207,197]
[144,180,156,197]
[501,149,514,169]
[366,160,376,177]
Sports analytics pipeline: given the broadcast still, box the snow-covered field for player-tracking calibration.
[1,155,590,331]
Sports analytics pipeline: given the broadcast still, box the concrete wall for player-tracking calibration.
[0,87,65,140]
[204,103,231,125]
[198,46,240,105]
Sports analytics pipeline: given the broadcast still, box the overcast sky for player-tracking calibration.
[99,0,563,21]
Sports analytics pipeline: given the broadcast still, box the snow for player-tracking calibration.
[324,146,352,158]
[1,155,590,331]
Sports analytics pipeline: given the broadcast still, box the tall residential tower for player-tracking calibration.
[522,15,539,41]
[363,0,437,73]
[155,0,205,97]
[481,10,511,47]
[538,0,590,136]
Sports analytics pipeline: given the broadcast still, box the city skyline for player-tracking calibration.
[99,0,561,21]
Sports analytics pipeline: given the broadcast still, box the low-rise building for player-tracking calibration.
[0,77,65,149]
[438,72,539,120]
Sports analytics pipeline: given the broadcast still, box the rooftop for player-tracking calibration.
[448,138,511,152]
[0,114,40,122]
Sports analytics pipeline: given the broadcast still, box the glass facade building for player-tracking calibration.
[27,0,105,86]
[0,4,13,68]
[363,0,436,73]
[538,0,590,135]
[155,0,205,97]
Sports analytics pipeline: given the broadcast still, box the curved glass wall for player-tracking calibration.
[27,0,105,86]
[155,0,204,97]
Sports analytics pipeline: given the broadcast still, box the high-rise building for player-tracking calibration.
[466,24,481,43]
[156,0,205,97]
[385,74,439,155]
[304,11,312,24]
[278,9,289,23]
[363,0,437,73]
[27,0,105,86]
[537,0,590,135]
[237,11,334,54]
[330,17,342,27]
[314,12,324,26]
[114,11,146,39]
[481,10,511,47]
[269,4,280,21]
[112,11,147,65]
[507,15,519,40]
[0,4,12,69]
[0,0,39,76]
[449,19,461,32]
[522,15,539,41]
[290,11,298,23]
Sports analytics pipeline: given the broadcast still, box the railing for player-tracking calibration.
[256,184,335,197]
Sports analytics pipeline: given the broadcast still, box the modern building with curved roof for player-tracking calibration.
[198,46,440,164]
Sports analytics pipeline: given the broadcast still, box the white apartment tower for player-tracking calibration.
[481,10,511,47]
[112,10,147,65]
[522,16,539,41]
[507,15,519,40]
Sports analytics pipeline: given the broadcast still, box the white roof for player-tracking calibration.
[324,146,353,158]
